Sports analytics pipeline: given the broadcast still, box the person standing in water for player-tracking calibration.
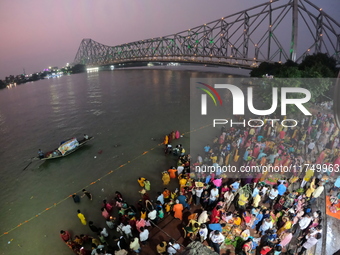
[81,189,93,200]
[38,149,44,159]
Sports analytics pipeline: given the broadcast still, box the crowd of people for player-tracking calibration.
[58,130,188,255]
[59,111,340,255]
[186,112,339,255]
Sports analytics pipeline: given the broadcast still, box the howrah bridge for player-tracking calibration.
[73,0,340,69]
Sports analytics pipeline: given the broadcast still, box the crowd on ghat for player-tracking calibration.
[60,112,340,255]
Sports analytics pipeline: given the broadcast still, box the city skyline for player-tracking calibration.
[0,0,339,80]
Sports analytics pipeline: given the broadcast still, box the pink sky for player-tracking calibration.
[0,0,338,79]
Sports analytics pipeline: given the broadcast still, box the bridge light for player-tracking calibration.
[307,49,310,51]
[204,24,206,26]
[320,34,323,36]
[320,8,322,11]
[221,17,224,20]
[255,44,258,47]
[220,34,223,36]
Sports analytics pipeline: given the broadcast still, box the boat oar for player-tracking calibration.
[22,157,37,171]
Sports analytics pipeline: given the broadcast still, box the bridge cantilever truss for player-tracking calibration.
[74,0,340,68]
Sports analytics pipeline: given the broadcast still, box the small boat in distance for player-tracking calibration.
[39,136,94,160]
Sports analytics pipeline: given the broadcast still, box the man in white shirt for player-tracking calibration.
[177,164,184,175]
[209,230,225,254]
[148,209,158,224]
[139,227,149,245]
[195,187,203,205]
[208,186,219,207]
[297,233,322,255]
[121,223,133,238]
[264,186,278,207]
[296,213,312,237]
[261,185,269,198]
[259,218,273,235]
[198,224,208,242]
[167,239,181,255]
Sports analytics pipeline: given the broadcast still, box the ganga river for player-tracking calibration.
[0,66,248,254]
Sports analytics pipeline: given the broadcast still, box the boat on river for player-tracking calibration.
[39,136,94,160]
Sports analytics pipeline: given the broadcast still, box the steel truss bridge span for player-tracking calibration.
[74,0,340,68]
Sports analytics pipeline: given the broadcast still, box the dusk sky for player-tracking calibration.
[0,0,339,79]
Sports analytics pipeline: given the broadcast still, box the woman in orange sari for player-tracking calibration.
[173,200,184,220]
[163,135,169,145]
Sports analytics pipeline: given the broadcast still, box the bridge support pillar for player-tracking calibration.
[290,0,298,62]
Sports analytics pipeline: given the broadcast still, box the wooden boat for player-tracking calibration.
[39,136,94,160]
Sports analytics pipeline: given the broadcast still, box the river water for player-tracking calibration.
[0,66,248,254]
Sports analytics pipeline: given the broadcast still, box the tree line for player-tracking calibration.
[249,53,339,115]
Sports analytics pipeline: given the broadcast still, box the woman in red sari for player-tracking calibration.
[242,238,253,255]
[210,205,223,223]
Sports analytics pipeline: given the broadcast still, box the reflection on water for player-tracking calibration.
[50,83,61,114]
[87,72,104,116]
[0,110,7,134]
[66,80,76,109]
